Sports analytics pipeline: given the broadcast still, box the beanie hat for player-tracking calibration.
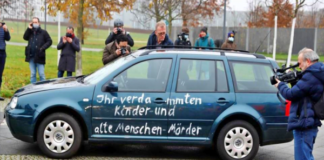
[200,27,208,34]
[228,32,235,38]
[114,19,124,27]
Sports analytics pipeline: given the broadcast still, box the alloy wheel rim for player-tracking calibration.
[43,120,74,153]
[224,127,253,159]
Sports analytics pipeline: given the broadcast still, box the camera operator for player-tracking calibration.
[174,27,191,47]
[57,26,80,77]
[273,48,323,160]
[102,34,131,65]
[221,31,237,50]
[105,19,134,47]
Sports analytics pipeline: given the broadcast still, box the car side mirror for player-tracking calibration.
[103,81,118,92]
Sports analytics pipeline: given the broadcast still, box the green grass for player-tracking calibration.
[4,20,149,50]
[1,45,103,97]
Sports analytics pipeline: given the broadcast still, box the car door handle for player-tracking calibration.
[217,98,229,103]
[154,98,166,104]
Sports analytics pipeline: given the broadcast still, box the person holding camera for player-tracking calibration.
[221,31,237,50]
[273,48,323,160]
[57,26,80,77]
[102,34,131,65]
[105,19,134,47]
[0,22,10,100]
[194,26,215,50]
[23,17,52,83]
[174,27,191,47]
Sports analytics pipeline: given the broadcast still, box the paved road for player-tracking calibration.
[1,112,324,159]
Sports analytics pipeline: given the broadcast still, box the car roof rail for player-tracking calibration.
[138,45,250,53]
[137,45,265,59]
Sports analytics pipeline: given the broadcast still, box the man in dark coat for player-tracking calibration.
[146,21,173,49]
[0,22,10,100]
[274,48,322,160]
[105,19,134,47]
[23,17,52,83]
[57,26,80,77]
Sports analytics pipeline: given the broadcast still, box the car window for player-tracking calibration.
[230,61,277,92]
[177,59,217,92]
[114,59,172,92]
[84,56,131,84]
[216,61,229,92]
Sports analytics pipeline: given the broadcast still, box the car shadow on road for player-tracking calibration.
[78,142,219,159]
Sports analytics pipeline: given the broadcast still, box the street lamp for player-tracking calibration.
[44,0,47,30]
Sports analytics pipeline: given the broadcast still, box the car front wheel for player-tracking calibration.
[37,112,82,159]
[216,120,259,160]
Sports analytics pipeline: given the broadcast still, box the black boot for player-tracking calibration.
[0,97,4,101]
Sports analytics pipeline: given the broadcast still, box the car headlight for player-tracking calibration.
[10,97,18,109]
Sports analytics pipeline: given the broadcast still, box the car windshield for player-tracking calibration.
[83,50,148,84]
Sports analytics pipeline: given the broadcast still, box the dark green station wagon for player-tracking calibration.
[4,48,293,159]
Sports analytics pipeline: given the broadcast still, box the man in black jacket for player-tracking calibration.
[23,17,52,83]
[105,19,134,47]
[57,26,80,77]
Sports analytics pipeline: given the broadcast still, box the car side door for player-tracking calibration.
[91,55,176,140]
[167,54,235,140]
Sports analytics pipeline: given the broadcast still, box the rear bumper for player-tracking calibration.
[261,123,293,146]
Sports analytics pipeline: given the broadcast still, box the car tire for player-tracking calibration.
[37,112,82,159]
[216,120,259,160]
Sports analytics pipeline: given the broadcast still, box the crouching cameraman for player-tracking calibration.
[102,34,131,65]
[273,48,322,160]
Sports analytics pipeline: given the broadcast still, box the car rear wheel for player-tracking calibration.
[216,120,259,160]
[37,112,82,159]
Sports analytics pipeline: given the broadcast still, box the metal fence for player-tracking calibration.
[170,27,324,55]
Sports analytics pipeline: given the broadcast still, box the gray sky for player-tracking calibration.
[228,0,324,11]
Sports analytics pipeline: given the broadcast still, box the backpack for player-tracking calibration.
[312,92,324,120]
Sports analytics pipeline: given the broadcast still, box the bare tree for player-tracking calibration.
[246,0,267,28]
[286,0,319,66]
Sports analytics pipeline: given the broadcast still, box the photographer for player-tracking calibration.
[102,34,131,65]
[174,27,191,47]
[57,26,80,77]
[273,48,323,160]
[23,17,52,83]
[221,31,237,50]
[105,19,134,47]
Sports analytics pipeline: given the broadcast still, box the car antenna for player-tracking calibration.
[254,29,272,53]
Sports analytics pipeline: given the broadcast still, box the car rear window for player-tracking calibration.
[229,61,277,93]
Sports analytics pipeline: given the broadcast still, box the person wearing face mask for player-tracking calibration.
[194,27,215,80]
[23,17,52,83]
[221,31,237,50]
[194,26,215,50]
[102,34,131,65]
[57,26,80,77]
[175,27,191,48]
[273,48,322,160]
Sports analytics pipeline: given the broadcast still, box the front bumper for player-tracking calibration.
[5,105,35,143]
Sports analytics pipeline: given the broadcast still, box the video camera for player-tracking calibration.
[270,63,302,85]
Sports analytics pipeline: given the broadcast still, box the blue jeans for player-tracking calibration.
[29,57,45,83]
[58,70,72,78]
[293,128,318,160]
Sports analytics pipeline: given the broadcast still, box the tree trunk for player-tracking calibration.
[76,0,84,76]
[286,17,296,67]
[272,15,277,60]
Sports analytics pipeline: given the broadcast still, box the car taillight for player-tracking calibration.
[285,100,291,117]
